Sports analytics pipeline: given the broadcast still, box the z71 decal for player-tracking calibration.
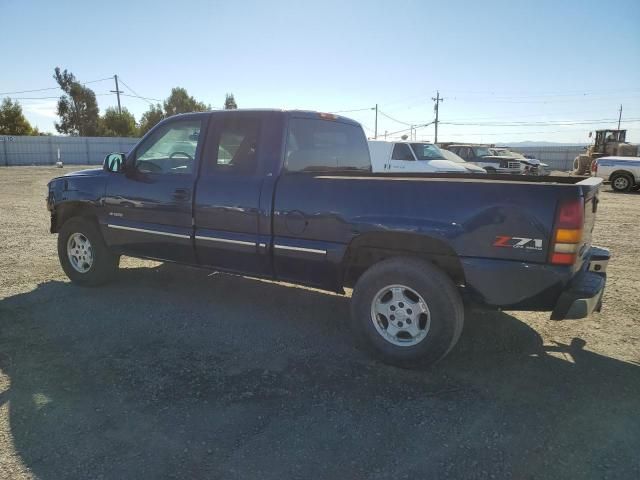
[493,236,543,250]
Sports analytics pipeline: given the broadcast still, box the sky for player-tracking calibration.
[2,0,639,144]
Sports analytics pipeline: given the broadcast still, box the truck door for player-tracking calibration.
[389,143,417,171]
[102,116,205,263]
[193,112,274,276]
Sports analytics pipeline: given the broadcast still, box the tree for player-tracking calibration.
[138,103,164,136]
[0,98,33,135]
[53,67,100,136]
[100,107,137,137]
[224,93,237,110]
[163,87,209,117]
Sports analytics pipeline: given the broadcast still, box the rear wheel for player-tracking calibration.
[57,217,119,286]
[611,173,633,192]
[350,257,464,368]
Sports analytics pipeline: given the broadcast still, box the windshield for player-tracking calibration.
[493,148,526,159]
[474,147,493,157]
[410,143,445,160]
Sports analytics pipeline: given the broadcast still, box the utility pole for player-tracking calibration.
[431,91,444,143]
[374,104,378,139]
[110,75,124,115]
[618,104,623,130]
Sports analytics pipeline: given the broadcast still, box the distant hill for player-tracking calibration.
[504,140,589,147]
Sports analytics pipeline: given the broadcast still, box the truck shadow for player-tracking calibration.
[0,263,638,479]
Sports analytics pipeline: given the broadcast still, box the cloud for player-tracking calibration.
[23,100,58,119]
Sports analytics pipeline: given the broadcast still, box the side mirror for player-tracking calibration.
[104,153,126,173]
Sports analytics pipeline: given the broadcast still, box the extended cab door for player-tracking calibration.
[102,115,206,263]
[272,115,370,289]
[193,111,280,276]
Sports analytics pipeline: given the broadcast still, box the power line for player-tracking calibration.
[381,121,435,138]
[8,93,114,100]
[377,109,413,126]
[119,93,162,102]
[0,76,114,96]
[118,78,159,104]
[441,118,640,127]
[330,107,375,114]
[444,87,640,98]
[447,95,640,105]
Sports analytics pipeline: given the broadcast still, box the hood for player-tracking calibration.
[48,167,106,187]
[427,160,470,172]
[64,167,105,177]
[463,163,487,173]
[481,155,518,161]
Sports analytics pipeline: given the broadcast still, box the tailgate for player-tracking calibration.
[577,177,602,266]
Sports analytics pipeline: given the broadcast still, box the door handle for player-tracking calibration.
[172,188,191,200]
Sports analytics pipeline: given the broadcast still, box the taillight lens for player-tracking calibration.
[550,198,584,265]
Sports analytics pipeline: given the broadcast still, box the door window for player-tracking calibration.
[208,117,261,175]
[457,147,470,160]
[135,119,202,174]
[391,143,415,161]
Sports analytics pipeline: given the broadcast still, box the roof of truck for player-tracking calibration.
[177,109,362,126]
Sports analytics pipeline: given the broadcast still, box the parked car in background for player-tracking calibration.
[368,141,470,173]
[491,148,549,176]
[445,144,523,174]
[520,156,550,176]
[439,148,488,173]
[591,156,640,192]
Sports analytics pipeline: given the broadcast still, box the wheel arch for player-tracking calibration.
[609,169,635,184]
[52,202,99,233]
[342,232,465,288]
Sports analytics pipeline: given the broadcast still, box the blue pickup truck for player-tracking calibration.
[47,110,609,367]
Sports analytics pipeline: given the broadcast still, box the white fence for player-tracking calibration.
[1,135,586,171]
[0,135,139,166]
[515,146,585,171]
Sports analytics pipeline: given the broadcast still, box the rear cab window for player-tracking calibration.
[285,117,370,172]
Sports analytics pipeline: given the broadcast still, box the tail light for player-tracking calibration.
[550,198,584,265]
[591,160,598,174]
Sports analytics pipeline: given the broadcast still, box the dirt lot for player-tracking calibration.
[0,166,638,479]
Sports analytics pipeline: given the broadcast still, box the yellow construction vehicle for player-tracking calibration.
[574,129,638,175]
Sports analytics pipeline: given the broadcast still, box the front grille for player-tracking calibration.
[507,161,521,170]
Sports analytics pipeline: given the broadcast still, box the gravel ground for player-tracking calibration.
[0,166,638,480]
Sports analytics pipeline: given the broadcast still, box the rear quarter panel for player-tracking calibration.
[274,175,583,264]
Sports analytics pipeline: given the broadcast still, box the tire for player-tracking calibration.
[631,185,640,192]
[350,257,464,368]
[611,173,633,192]
[484,167,496,174]
[57,217,119,286]
[573,155,591,175]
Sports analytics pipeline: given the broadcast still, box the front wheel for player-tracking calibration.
[57,217,119,286]
[350,257,464,368]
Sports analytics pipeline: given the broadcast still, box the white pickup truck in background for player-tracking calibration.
[592,156,640,192]
[368,141,486,174]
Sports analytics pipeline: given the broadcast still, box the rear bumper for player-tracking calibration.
[460,246,610,317]
[550,246,609,320]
